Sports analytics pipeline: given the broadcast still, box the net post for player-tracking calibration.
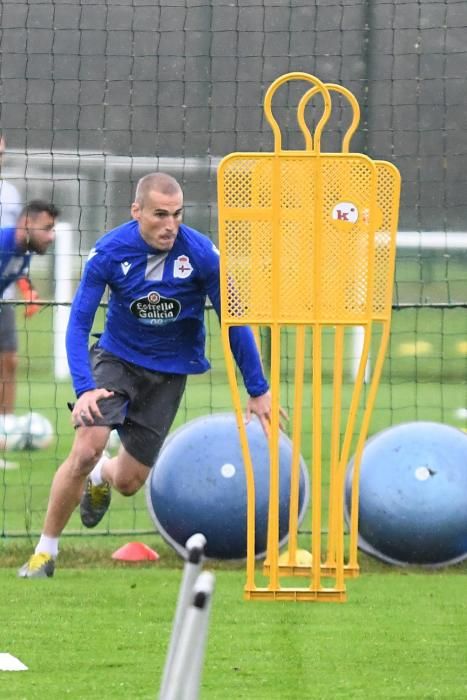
[53,222,73,381]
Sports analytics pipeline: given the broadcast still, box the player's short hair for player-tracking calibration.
[21,200,61,220]
[134,172,182,206]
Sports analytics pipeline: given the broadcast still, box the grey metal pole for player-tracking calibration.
[180,571,215,700]
[164,571,216,700]
[158,533,207,700]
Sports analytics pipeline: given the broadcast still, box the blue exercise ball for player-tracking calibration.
[345,421,467,567]
[146,413,309,559]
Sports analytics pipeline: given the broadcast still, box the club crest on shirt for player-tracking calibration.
[130,291,181,326]
[173,255,193,279]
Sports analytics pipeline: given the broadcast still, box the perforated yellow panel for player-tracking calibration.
[372,161,400,317]
[218,151,398,325]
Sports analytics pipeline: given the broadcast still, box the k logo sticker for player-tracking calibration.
[331,202,359,224]
[173,255,193,279]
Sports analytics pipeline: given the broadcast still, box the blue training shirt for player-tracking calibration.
[66,220,269,399]
[0,227,30,295]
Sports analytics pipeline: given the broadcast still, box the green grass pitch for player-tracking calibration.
[1,301,467,697]
[0,547,466,699]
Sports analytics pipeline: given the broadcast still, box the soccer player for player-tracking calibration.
[0,200,59,296]
[19,172,273,578]
[0,200,60,414]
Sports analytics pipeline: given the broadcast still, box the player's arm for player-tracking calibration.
[66,251,114,425]
[202,243,276,433]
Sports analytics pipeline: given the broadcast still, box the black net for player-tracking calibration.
[1,0,466,536]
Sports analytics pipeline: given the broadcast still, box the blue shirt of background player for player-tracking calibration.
[66,220,269,399]
[0,227,30,295]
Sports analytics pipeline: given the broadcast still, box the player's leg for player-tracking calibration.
[80,361,187,527]
[18,424,110,578]
[42,424,111,535]
[18,348,132,577]
[0,305,18,416]
[0,351,18,415]
[79,445,150,528]
[101,447,150,495]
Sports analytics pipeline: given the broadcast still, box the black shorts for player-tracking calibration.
[88,345,187,467]
[0,305,17,352]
